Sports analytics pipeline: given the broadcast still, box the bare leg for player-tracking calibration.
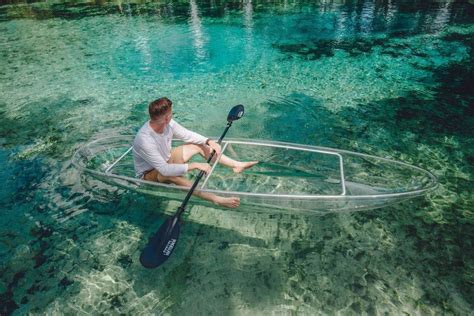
[143,147,241,208]
[153,172,240,208]
[178,144,258,173]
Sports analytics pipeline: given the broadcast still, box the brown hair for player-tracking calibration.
[148,97,172,120]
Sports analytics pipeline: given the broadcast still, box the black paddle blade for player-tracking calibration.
[139,217,180,269]
[227,104,244,122]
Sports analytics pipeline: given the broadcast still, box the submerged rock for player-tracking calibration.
[0,292,19,316]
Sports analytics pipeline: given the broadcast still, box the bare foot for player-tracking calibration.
[214,196,240,208]
[233,161,259,173]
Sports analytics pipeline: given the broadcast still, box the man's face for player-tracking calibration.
[163,109,173,124]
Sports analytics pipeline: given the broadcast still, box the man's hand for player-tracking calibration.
[188,162,211,174]
[207,139,221,157]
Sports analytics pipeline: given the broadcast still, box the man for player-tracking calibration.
[133,97,258,208]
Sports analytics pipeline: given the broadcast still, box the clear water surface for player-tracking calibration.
[0,0,473,314]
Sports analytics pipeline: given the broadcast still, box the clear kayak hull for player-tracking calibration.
[72,136,438,215]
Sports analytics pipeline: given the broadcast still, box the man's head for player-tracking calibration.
[149,97,172,121]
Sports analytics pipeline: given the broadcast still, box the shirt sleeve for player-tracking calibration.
[170,119,208,145]
[134,137,188,177]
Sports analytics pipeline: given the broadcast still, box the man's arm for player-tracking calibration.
[171,120,222,156]
[170,120,207,145]
[134,140,188,177]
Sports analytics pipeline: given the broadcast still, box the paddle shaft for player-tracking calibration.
[175,121,233,218]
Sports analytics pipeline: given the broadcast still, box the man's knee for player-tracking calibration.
[197,144,211,159]
[182,143,209,161]
[193,144,208,156]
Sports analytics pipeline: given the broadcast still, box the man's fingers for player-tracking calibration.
[199,163,212,174]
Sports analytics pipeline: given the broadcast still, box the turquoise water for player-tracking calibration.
[1,0,473,314]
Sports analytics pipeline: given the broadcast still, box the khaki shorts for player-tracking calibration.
[143,169,161,182]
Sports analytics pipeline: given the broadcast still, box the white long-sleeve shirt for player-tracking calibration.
[133,119,208,178]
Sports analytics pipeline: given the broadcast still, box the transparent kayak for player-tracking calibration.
[72,136,438,215]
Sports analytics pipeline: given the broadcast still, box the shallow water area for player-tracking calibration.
[0,0,473,314]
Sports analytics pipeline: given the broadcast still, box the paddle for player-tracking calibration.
[139,104,245,269]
